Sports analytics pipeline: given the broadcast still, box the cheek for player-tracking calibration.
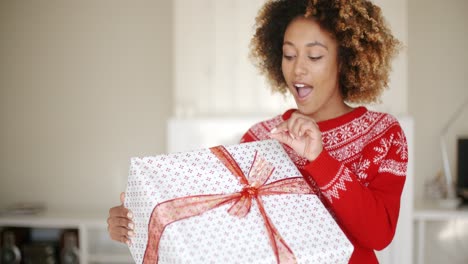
[316,62,339,85]
[281,60,288,80]
[281,62,294,89]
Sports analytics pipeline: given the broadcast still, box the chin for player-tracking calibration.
[296,104,317,116]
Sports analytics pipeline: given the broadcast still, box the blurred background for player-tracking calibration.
[0,0,467,263]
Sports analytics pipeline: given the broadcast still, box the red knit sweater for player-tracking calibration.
[240,107,407,264]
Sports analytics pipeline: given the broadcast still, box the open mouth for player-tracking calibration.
[294,83,313,99]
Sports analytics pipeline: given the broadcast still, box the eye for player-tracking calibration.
[308,56,323,61]
[283,55,295,60]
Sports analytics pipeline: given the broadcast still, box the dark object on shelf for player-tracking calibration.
[457,138,468,204]
[60,231,79,264]
[0,230,21,264]
[22,243,57,264]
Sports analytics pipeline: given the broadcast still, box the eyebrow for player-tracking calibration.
[283,41,328,50]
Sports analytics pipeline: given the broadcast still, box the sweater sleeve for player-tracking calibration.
[303,125,408,250]
[240,127,258,143]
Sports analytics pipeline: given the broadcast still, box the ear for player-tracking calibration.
[337,46,343,72]
[338,56,343,72]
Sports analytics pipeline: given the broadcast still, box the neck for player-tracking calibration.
[310,101,353,122]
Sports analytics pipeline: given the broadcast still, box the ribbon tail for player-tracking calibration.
[227,194,252,217]
[259,177,314,196]
[143,193,239,263]
[248,152,275,186]
[255,198,297,264]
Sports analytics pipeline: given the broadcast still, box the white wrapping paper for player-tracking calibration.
[125,139,353,263]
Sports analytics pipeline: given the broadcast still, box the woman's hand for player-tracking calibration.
[107,192,134,244]
[269,111,323,161]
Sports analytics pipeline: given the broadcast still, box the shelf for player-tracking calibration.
[0,209,132,264]
[413,200,468,264]
[0,210,106,228]
[413,201,468,220]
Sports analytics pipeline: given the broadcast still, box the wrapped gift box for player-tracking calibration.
[125,139,353,264]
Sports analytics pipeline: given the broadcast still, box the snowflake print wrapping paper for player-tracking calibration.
[124,139,353,264]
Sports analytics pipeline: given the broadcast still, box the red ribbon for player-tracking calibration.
[143,145,314,263]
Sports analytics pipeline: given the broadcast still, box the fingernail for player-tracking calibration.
[289,132,296,140]
[127,211,133,219]
[270,127,278,133]
[128,222,134,230]
[128,230,135,237]
[126,240,132,246]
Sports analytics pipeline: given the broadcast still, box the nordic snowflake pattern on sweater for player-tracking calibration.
[242,108,407,192]
[241,107,408,264]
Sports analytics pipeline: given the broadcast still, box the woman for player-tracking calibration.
[108,0,407,263]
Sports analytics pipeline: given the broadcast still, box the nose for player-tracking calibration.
[293,56,307,77]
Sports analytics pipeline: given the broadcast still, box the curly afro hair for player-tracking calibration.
[250,0,401,104]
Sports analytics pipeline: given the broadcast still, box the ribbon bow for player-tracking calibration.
[143,145,314,263]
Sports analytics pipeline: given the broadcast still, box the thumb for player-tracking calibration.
[120,192,125,205]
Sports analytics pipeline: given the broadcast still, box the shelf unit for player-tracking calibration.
[413,201,468,264]
[0,210,133,264]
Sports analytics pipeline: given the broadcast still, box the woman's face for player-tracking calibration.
[282,17,345,121]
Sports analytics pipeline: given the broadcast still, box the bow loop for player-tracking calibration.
[248,152,275,187]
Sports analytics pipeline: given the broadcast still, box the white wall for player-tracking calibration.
[372,0,408,115]
[0,0,173,211]
[173,0,295,117]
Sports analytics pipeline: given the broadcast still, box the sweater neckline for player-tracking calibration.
[281,106,368,132]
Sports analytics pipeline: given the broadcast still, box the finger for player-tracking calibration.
[298,121,318,138]
[291,117,307,137]
[269,131,294,146]
[286,114,299,136]
[289,112,312,138]
[271,122,296,140]
[304,123,321,138]
[107,216,134,230]
[109,227,134,243]
[109,231,127,243]
[109,205,132,219]
[291,112,317,135]
[110,226,135,238]
[120,192,126,204]
[107,215,135,240]
[269,128,295,141]
[270,121,289,134]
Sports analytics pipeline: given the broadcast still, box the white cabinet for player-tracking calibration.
[0,210,133,264]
